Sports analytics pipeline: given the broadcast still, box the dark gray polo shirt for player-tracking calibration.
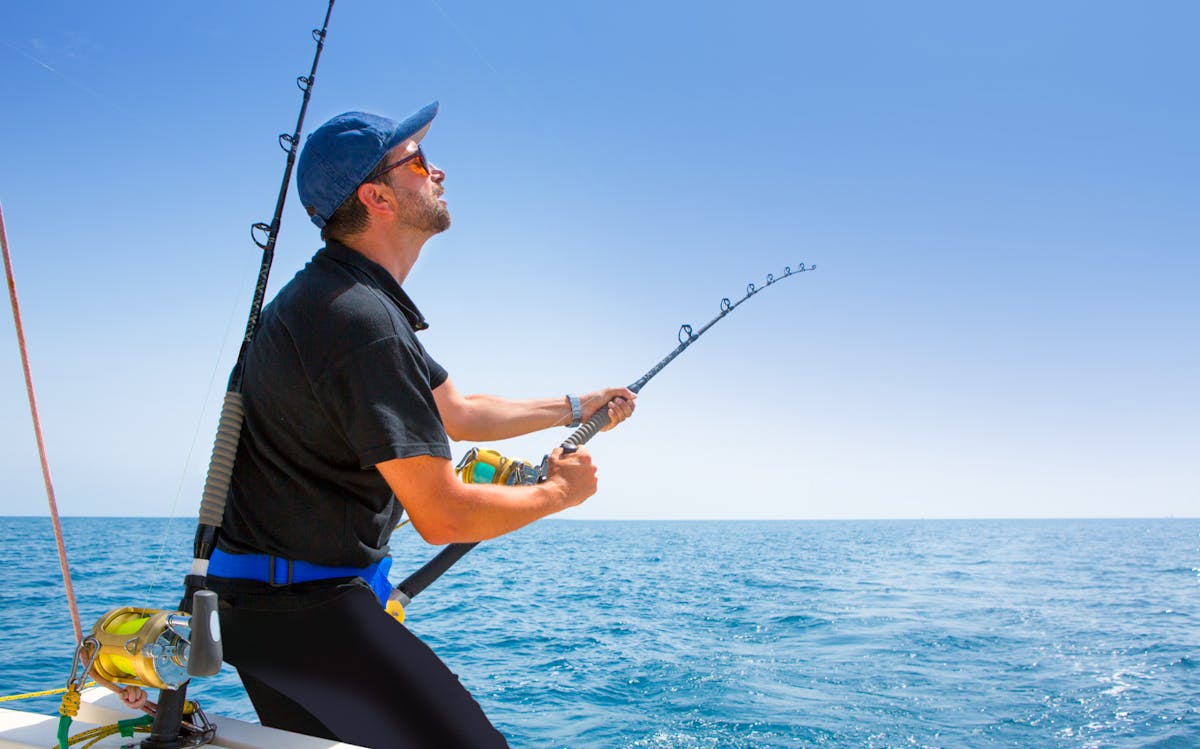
[218,240,450,568]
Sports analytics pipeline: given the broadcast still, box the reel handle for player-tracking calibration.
[186,590,222,677]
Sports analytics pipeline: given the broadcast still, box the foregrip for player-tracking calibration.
[562,408,613,449]
[196,391,245,527]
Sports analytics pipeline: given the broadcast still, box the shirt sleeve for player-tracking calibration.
[425,347,449,390]
[314,334,452,468]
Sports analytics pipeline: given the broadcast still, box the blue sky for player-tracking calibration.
[1,1,1196,519]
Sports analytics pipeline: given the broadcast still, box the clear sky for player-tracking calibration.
[1,1,1196,520]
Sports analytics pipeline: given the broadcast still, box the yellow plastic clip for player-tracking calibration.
[385,598,406,624]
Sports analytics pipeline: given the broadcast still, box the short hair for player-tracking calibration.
[320,172,388,243]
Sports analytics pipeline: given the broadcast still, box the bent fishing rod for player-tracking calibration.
[391,263,817,611]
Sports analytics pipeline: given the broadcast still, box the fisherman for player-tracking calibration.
[205,102,635,748]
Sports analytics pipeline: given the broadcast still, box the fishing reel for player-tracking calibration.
[455,447,546,486]
[77,591,223,692]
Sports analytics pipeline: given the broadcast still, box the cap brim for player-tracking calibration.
[384,101,439,152]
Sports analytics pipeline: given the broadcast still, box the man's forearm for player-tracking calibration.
[445,393,573,442]
[377,452,597,545]
[413,479,567,544]
[433,379,634,443]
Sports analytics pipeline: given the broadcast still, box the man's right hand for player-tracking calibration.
[545,446,598,508]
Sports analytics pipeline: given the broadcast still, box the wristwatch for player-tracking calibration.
[566,394,582,427]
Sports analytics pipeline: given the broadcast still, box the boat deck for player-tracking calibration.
[0,687,366,748]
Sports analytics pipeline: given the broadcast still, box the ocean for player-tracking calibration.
[0,517,1196,748]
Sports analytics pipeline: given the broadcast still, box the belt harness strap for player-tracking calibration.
[208,548,393,606]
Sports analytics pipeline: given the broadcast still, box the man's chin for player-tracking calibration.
[433,210,451,233]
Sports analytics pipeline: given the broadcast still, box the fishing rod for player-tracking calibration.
[46,6,339,749]
[389,263,817,614]
[190,0,335,583]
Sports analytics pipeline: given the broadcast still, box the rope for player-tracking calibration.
[0,682,95,702]
[0,200,83,644]
[58,716,153,748]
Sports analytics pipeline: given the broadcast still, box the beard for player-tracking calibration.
[394,186,451,234]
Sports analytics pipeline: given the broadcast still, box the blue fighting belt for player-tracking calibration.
[208,548,393,606]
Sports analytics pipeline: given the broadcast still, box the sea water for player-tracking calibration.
[0,517,1196,748]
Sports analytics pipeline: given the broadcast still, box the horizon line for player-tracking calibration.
[3,515,1197,522]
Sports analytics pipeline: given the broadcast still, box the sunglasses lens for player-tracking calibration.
[404,152,430,177]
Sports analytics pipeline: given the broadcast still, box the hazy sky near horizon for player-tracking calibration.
[2,1,1196,521]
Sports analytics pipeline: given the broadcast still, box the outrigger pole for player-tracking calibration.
[391,263,817,610]
[143,3,337,748]
[2,202,84,645]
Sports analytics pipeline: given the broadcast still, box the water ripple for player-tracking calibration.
[1,517,1198,747]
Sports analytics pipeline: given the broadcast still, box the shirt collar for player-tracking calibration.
[319,240,430,331]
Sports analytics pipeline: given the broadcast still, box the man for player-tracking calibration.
[206,102,635,748]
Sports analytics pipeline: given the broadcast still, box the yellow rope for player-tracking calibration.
[0,682,96,703]
[59,721,151,748]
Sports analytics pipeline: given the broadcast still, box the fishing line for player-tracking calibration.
[1,39,146,127]
[118,4,339,746]
[188,0,336,586]
[425,0,511,91]
[144,275,254,601]
[419,0,580,168]
[391,263,817,610]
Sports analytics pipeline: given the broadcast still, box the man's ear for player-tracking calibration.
[356,181,394,218]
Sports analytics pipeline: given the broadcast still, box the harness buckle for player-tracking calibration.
[268,556,294,586]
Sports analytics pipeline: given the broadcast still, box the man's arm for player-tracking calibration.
[432,377,635,443]
[376,447,598,545]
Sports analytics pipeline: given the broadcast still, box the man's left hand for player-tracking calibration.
[579,387,637,431]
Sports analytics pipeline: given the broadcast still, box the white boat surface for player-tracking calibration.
[0,686,367,749]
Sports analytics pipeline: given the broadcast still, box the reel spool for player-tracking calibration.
[86,591,222,691]
[455,447,544,486]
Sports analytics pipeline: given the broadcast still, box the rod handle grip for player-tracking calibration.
[562,405,613,450]
[397,542,479,602]
[187,591,223,677]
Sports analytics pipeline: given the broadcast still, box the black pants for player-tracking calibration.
[211,577,509,748]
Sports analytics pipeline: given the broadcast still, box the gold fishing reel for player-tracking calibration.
[83,591,222,691]
[89,608,191,691]
[455,447,544,486]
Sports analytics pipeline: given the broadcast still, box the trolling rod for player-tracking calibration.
[130,4,337,749]
[190,0,334,586]
[391,263,817,609]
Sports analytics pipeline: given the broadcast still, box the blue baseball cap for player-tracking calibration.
[297,101,439,228]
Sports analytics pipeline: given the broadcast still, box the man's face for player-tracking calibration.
[381,143,450,234]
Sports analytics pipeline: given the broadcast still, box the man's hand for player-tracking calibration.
[119,686,148,710]
[578,387,637,431]
[544,446,598,508]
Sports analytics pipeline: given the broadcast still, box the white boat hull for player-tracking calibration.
[0,687,367,748]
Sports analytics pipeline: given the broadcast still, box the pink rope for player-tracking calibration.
[1,201,83,644]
